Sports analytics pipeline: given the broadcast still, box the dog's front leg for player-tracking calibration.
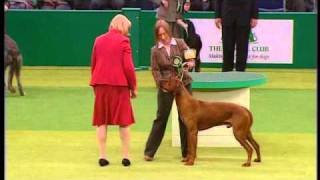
[182,132,192,163]
[185,129,198,166]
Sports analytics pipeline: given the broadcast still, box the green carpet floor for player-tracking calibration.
[5,67,317,180]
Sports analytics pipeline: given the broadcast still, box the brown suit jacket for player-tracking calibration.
[156,0,184,22]
[151,38,192,87]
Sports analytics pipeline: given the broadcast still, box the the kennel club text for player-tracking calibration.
[190,19,293,64]
[209,46,270,61]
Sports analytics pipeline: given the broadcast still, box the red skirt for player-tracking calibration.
[92,85,135,126]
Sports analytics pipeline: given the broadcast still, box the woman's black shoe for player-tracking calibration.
[122,158,131,166]
[99,159,109,167]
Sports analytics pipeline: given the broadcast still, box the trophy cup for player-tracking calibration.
[184,48,196,61]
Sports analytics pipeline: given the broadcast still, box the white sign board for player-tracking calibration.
[190,19,294,64]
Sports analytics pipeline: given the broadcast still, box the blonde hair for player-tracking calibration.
[109,14,132,36]
[154,19,172,43]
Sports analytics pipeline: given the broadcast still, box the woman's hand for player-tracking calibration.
[183,60,195,71]
[187,60,195,70]
[130,89,137,99]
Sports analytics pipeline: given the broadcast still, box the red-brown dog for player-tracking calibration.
[160,76,261,167]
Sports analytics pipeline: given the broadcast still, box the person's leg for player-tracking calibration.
[120,125,131,166]
[222,25,236,72]
[96,125,107,159]
[235,25,250,72]
[119,125,130,159]
[92,85,109,166]
[144,89,174,159]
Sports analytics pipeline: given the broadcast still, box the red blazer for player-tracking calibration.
[90,29,137,90]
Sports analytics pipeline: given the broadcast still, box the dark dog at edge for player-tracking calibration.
[160,76,261,167]
[5,34,25,96]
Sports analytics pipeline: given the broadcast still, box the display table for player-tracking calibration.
[172,72,267,147]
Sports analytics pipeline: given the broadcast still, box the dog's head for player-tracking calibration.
[159,75,182,93]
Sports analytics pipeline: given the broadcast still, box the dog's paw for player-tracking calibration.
[242,162,251,167]
[184,161,194,166]
[8,87,16,93]
[254,158,261,162]
[181,156,189,162]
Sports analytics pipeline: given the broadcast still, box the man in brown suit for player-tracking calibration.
[155,0,191,38]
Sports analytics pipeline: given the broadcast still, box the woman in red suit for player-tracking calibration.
[90,14,137,167]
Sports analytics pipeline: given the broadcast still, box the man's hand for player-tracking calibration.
[161,0,169,8]
[250,18,258,28]
[215,18,222,29]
